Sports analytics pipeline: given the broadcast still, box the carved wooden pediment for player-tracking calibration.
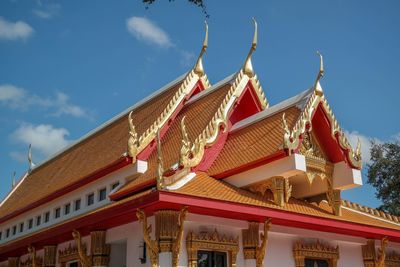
[293,240,339,267]
[186,229,239,267]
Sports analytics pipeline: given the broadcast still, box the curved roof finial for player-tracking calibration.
[314,51,324,96]
[193,21,209,76]
[243,17,258,77]
[28,144,34,172]
[12,171,16,188]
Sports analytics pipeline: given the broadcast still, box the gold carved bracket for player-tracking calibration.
[362,237,392,267]
[255,219,272,267]
[72,230,92,267]
[186,229,239,267]
[137,209,159,267]
[247,176,291,207]
[293,240,339,267]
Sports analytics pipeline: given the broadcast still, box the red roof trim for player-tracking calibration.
[0,157,132,224]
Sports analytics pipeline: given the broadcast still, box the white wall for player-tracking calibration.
[103,213,398,267]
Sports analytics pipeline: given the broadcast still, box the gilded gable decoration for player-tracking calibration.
[186,229,239,267]
[72,230,92,267]
[293,240,339,267]
[255,219,272,267]
[136,209,159,267]
[58,242,86,267]
[282,52,362,169]
[126,23,211,164]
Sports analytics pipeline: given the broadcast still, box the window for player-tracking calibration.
[19,223,24,233]
[0,231,2,240]
[87,193,94,206]
[111,181,120,190]
[98,188,107,201]
[36,215,41,226]
[12,226,17,236]
[197,251,227,267]
[74,199,81,211]
[28,219,33,229]
[305,259,329,267]
[64,203,71,215]
[6,229,10,238]
[44,211,50,223]
[55,207,61,219]
[68,262,79,267]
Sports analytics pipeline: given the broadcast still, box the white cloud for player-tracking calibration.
[0,17,34,41]
[33,3,61,19]
[126,16,172,47]
[180,50,195,67]
[0,84,90,119]
[0,84,26,106]
[12,123,71,158]
[345,130,381,166]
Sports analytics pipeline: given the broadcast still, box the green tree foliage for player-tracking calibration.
[142,0,209,17]
[367,141,400,216]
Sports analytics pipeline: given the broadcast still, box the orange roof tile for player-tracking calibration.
[208,106,301,176]
[173,172,400,231]
[0,78,185,219]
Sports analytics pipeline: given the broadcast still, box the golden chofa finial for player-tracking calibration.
[314,51,324,96]
[193,21,208,76]
[28,144,34,172]
[243,17,258,77]
[156,129,164,190]
[12,171,16,188]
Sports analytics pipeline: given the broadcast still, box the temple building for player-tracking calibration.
[1,21,400,267]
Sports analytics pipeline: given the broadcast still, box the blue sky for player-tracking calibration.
[0,0,399,208]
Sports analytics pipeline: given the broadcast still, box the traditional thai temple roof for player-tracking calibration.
[1,20,398,260]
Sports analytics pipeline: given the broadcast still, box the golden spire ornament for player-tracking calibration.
[314,51,324,96]
[12,171,16,188]
[156,129,164,190]
[193,21,209,76]
[243,18,258,77]
[28,144,34,172]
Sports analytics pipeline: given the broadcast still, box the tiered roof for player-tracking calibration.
[1,21,398,257]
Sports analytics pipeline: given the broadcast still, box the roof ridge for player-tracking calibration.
[177,69,268,170]
[128,69,211,162]
[25,72,188,175]
[231,88,313,133]
[283,86,362,169]
[341,199,400,224]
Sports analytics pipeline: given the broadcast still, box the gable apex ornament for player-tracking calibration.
[243,17,258,77]
[127,111,139,158]
[28,144,35,172]
[314,51,324,96]
[12,171,16,189]
[193,21,208,76]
